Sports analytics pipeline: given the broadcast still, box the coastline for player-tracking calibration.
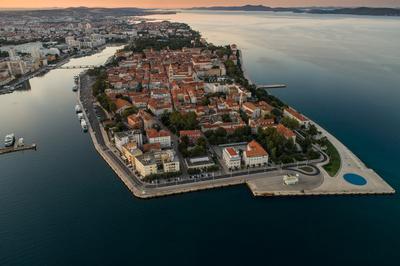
[76,41,394,199]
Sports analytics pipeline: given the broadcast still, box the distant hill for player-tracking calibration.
[188,5,400,16]
[307,7,400,16]
[188,5,274,11]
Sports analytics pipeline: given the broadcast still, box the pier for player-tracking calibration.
[57,65,96,69]
[0,144,37,155]
[256,84,287,89]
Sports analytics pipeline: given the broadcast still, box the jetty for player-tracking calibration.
[0,144,37,155]
[256,84,287,89]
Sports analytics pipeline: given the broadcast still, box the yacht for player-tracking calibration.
[4,133,15,147]
[75,104,82,113]
[80,119,88,132]
[17,138,24,147]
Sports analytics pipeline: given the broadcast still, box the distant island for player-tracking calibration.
[187,5,400,17]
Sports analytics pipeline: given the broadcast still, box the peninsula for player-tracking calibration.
[76,21,394,198]
[187,5,400,17]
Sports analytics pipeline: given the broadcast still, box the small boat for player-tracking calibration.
[80,119,88,132]
[4,133,15,147]
[72,85,78,92]
[77,113,84,120]
[17,138,24,147]
[75,104,82,113]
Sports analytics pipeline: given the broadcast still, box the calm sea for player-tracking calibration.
[1,11,400,265]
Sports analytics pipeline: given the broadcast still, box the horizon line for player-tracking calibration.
[1,5,400,10]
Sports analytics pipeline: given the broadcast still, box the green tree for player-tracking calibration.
[281,117,300,130]
[122,106,138,118]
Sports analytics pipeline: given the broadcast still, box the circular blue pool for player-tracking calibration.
[343,173,367,186]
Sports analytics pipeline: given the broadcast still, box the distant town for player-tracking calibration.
[0,7,171,90]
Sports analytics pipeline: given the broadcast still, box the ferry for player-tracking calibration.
[80,119,88,132]
[4,133,15,147]
[75,104,82,113]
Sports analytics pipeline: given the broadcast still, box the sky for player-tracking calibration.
[1,0,399,9]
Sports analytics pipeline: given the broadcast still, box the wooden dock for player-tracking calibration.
[0,144,37,155]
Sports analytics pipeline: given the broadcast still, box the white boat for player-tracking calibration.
[17,138,24,147]
[77,113,84,120]
[4,133,15,147]
[75,104,82,113]
[80,119,88,132]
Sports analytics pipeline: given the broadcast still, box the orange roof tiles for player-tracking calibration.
[146,129,171,139]
[245,140,268,158]
[276,124,296,139]
[226,147,238,157]
[285,108,308,122]
[114,98,132,110]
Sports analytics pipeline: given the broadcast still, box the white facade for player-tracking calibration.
[204,83,228,94]
[114,130,143,151]
[243,153,268,167]
[283,108,310,128]
[149,135,171,148]
[223,147,241,169]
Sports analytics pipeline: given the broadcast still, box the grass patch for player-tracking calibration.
[323,140,341,176]
[299,166,314,173]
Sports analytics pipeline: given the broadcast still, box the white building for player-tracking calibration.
[114,130,143,151]
[243,140,269,168]
[134,150,180,178]
[223,147,241,170]
[146,129,171,148]
[283,108,310,128]
[204,83,228,94]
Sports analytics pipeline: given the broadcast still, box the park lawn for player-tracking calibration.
[323,140,341,177]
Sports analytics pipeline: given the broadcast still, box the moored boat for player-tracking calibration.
[75,104,82,113]
[4,133,15,147]
[17,138,24,147]
[80,119,88,132]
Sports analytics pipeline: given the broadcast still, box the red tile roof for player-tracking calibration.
[276,124,296,139]
[226,147,238,157]
[114,98,132,110]
[180,130,202,138]
[146,129,171,139]
[245,140,268,158]
[285,108,307,122]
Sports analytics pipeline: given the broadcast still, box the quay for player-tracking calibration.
[0,144,37,155]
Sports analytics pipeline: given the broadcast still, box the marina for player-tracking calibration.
[2,132,36,155]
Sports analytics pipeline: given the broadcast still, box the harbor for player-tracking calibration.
[0,144,37,155]
[1,133,36,155]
